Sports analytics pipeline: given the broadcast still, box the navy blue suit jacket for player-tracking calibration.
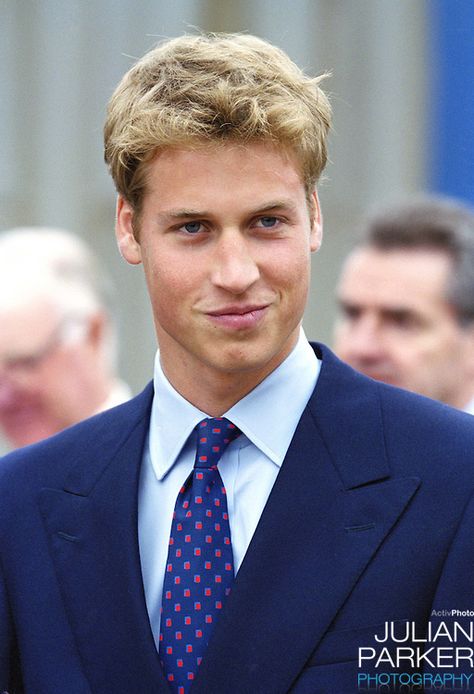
[1,344,474,693]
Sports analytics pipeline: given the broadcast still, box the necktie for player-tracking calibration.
[160,417,241,693]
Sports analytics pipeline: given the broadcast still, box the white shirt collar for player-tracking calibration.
[463,395,474,415]
[148,330,320,480]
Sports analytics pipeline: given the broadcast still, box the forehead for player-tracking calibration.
[143,142,306,207]
[338,247,453,310]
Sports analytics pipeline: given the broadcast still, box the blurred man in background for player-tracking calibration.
[334,196,474,412]
[0,227,131,448]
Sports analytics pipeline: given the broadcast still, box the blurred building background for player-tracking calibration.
[1,0,473,394]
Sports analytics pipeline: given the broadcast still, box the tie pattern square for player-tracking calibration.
[159,417,241,693]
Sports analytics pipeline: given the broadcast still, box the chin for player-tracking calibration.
[212,347,284,377]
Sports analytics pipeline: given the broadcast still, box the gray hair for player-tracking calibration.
[0,227,118,364]
[357,196,474,326]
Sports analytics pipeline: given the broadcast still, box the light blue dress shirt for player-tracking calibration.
[138,330,320,650]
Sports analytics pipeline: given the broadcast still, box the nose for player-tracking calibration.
[210,231,260,295]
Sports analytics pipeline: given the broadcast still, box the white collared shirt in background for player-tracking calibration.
[464,396,474,415]
[138,330,320,649]
[95,379,132,414]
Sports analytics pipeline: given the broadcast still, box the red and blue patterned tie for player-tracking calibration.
[159,417,241,693]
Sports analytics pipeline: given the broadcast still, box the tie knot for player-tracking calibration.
[194,417,241,469]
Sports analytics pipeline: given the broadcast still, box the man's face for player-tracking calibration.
[0,300,106,447]
[116,142,321,401]
[334,246,474,407]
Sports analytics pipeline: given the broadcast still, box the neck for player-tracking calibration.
[158,345,297,417]
[159,361,273,416]
[155,319,301,415]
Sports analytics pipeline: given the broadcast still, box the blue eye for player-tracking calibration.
[182,221,202,234]
[258,217,278,228]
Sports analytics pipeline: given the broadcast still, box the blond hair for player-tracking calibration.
[104,33,331,213]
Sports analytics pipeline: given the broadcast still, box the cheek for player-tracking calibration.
[333,324,351,351]
[143,252,188,299]
[396,337,445,374]
[33,373,69,416]
[414,328,454,359]
[268,237,310,275]
[40,351,86,400]
[279,248,311,297]
[146,264,197,330]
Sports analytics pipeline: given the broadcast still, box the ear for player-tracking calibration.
[309,189,323,253]
[115,195,142,265]
[85,312,106,351]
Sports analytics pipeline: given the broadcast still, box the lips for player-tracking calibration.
[205,304,270,330]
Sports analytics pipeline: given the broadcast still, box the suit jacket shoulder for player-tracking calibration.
[311,342,474,487]
[0,382,154,520]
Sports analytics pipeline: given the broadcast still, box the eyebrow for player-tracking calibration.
[252,200,299,215]
[156,200,299,223]
[338,300,418,320]
[157,209,208,222]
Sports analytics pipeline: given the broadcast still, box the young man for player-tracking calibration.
[334,197,474,412]
[1,34,473,694]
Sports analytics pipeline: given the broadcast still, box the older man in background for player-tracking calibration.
[0,227,131,448]
[334,196,474,412]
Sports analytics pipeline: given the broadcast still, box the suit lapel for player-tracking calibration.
[39,384,171,692]
[193,345,420,693]
[37,345,420,693]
